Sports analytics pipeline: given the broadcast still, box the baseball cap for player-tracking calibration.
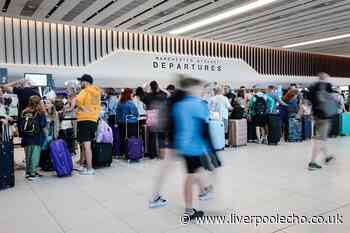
[77,74,93,84]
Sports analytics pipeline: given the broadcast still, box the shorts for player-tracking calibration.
[77,121,97,143]
[314,118,330,141]
[183,156,203,174]
[252,115,267,127]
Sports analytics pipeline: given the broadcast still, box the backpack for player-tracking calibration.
[287,96,300,114]
[21,111,39,136]
[317,89,338,118]
[253,96,267,116]
[230,101,244,119]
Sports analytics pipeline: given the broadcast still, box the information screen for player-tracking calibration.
[24,73,48,86]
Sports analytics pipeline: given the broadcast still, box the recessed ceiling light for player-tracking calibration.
[168,0,278,35]
[282,33,350,48]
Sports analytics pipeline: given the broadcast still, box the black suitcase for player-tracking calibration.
[267,114,281,145]
[92,143,113,168]
[0,124,15,191]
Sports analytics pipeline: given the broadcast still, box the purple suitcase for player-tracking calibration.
[50,139,73,177]
[125,115,144,162]
[126,137,144,161]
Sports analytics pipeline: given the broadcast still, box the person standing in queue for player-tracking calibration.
[72,74,101,175]
[3,79,39,136]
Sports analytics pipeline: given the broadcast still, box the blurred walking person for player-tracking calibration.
[308,73,337,171]
[173,75,212,220]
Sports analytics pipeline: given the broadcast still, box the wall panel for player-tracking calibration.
[71,26,77,66]
[13,18,22,64]
[83,27,90,65]
[64,25,71,66]
[5,17,14,64]
[57,24,64,65]
[43,22,50,65]
[0,17,5,63]
[36,21,44,65]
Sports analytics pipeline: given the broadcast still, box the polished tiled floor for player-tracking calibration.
[2,137,350,233]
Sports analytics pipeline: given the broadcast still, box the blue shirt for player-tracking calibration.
[116,100,139,124]
[173,96,210,156]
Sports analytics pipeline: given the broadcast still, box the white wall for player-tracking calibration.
[3,50,350,88]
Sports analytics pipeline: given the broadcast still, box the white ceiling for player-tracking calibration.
[1,0,350,56]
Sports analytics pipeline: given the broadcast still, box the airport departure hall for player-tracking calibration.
[2,0,350,233]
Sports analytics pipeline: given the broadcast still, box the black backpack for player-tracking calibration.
[230,101,244,119]
[21,111,39,136]
[253,96,267,116]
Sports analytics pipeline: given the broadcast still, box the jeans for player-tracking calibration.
[24,145,41,176]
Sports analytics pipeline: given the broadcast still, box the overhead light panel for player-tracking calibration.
[282,33,350,48]
[168,0,278,35]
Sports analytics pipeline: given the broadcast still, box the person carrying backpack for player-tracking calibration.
[307,73,336,171]
[248,90,268,144]
[21,95,47,181]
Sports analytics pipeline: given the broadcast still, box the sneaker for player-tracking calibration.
[79,168,95,176]
[199,191,212,201]
[35,172,43,177]
[27,175,40,181]
[149,196,168,208]
[325,156,335,165]
[308,162,322,171]
[25,173,30,179]
[74,164,85,172]
[184,209,204,222]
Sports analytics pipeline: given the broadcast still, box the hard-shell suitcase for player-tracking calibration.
[50,139,73,177]
[340,113,350,136]
[0,124,14,190]
[267,114,281,145]
[125,115,143,162]
[288,117,302,142]
[228,119,247,147]
[302,116,312,140]
[209,120,225,150]
[92,143,113,168]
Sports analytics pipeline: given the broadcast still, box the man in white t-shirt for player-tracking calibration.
[208,87,233,134]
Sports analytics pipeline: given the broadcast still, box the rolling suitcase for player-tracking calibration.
[125,115,144,162]
[92,143,113,168]
[340,113,350,136]
[302,116,312,140]
[228,119,247,147]
[209,120,225,151]
[288,117,302,142]
[267,114,281,145]
[50,139,73,177]
[0,124,14,190]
